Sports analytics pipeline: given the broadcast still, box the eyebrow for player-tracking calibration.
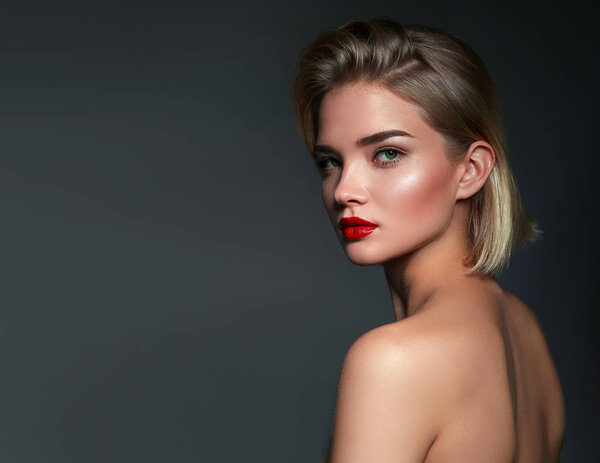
[313,129,414,157]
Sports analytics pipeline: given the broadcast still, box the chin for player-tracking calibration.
[343,246,387,266]
[343,238,421,266]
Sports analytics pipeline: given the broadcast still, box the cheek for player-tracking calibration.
[377,163,455,228]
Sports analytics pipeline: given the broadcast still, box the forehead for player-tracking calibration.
[317,81,433,143]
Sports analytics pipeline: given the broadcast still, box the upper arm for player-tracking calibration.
[329,326,453,463]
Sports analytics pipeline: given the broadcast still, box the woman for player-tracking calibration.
[292,18,566,462]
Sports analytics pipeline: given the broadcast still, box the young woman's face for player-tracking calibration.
[314,81,463,265]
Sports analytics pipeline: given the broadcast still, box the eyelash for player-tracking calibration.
[315,147,406,173]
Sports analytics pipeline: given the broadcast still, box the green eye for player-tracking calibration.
[374,148,406,167]
[377,149,399,161]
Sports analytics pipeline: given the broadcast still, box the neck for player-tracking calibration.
[382,200,486,320]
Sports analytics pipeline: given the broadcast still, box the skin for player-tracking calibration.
[314,81,566,462]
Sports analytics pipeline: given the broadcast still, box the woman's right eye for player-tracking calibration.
[315,157,340,171]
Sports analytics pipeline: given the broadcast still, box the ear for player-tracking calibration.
[455,141,496,200]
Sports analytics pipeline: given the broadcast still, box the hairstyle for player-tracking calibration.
[292,17,541,276]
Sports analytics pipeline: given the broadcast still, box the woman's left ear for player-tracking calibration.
[455,141,496,200]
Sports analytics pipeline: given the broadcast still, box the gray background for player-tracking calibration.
[1,0,597,461]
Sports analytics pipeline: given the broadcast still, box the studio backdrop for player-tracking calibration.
[1,1,597,462]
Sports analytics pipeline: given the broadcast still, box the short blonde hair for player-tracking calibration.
[292,17,541,276]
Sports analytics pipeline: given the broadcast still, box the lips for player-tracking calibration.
[338,216,378,239]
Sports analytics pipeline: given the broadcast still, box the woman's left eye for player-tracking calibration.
[374,148,404,165]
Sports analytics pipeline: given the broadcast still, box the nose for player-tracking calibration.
[333,163,369,206]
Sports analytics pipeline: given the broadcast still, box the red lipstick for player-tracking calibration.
[338,217,378,240]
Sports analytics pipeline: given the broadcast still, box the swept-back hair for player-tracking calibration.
[292,17,541,276]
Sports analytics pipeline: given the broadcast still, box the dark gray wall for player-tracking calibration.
[1,1,597,461]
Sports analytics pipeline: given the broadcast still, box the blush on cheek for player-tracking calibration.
[381,165,455,240]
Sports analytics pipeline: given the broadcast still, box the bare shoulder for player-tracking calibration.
[502,289,563,377]
[502,290,553,350]
[329,314,503,462]
[330,321,450,461]
[344,308,506,404]
[502,289,543,332]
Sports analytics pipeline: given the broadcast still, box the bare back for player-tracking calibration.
[320,286,566,463]
[501,290,566,462]
[424,288,566,462]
